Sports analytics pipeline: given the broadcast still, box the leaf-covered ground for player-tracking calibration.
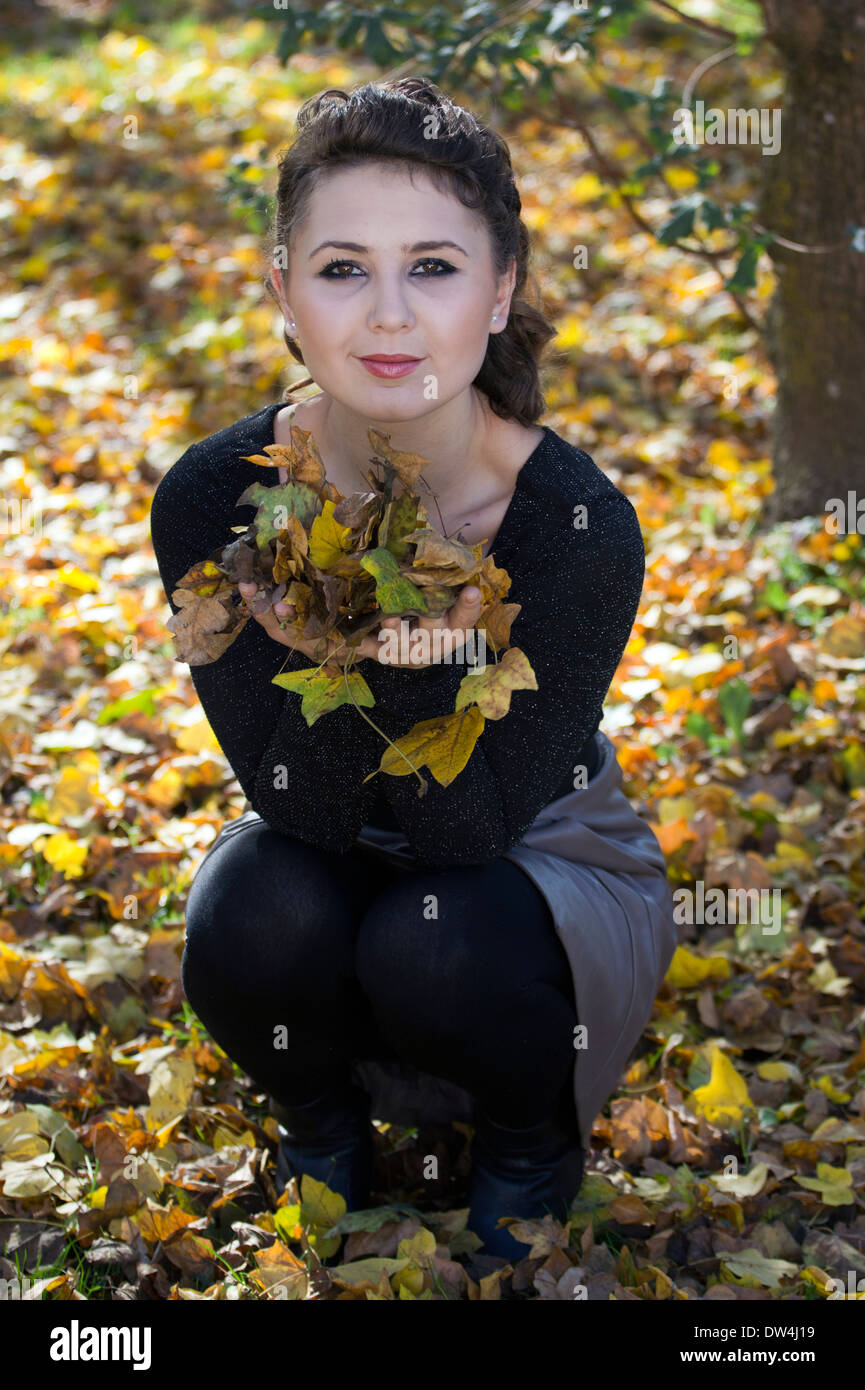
[1,8,864,1300]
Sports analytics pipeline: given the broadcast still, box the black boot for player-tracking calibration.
[467,1095,585,1261]
[270,1078,375,1213]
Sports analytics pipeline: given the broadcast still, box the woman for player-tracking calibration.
[149,78,678,1261]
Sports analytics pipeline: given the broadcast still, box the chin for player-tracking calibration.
[355,397,441,423]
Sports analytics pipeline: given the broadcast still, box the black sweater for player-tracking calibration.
[149,400,645,868]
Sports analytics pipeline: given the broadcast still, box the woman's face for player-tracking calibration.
[268,162,515,421]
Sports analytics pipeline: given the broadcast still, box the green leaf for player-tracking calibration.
[684,711,714,743]
[603,82,646,109]
[699,197,725,232]
[235,479,323,550]
[272,665,375,726]
[763,579,788,612]
[724,241,761,293]
[98,688,162,724]
[718,677,752,744]
[657,197,701,244]
[360,547,430,615]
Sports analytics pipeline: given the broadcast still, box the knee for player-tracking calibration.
[184,823,270,964]
[182,822,355,1000]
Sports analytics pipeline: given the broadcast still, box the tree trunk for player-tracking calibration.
[759,0,865,524]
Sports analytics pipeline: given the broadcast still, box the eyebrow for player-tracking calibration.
[309,239,469,260]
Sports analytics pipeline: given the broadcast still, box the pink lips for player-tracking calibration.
[359,355,424,379]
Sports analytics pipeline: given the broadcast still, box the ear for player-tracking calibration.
[268,264,286,305]
[493,256,517,324]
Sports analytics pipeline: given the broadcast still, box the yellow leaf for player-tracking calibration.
[307,498,354,571]
[144,1054,195,1133]
[711,1163,768,1198]
[46,754,101,822]
[175,717,222,755]
[328,1257,409,1292]
[665,165,699,191]
[568,173,605,202]
[37,831,88,880]
[55,563,100,593]
[766,840,813,871]
[706,439,740,474]
[840,741,865,789]
[211,1124,256,1150]
[300,1173,346,1233]
[146,765,184,811]
[687,1045,752,1128]
[17,254,51,281]
[0,1112,50,1162]
[665,945,731,989]
[757,1061,797,1082]
[365,705,485,790]
[807,958,851,996]
[397,1227,437,1262]
[453,647,537,720]
[795,1163,854,1206]
[812,1075,852,1104]
[554,313,586,350]
[656,796,697,824]
[392,1264,426,1297]
[801,1265,842,1297]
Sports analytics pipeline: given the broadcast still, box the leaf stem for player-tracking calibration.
[341,650,428,793]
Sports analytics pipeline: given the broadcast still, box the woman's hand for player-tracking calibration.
[237,581,483,671]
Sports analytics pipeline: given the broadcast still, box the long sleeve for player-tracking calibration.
[356,486,646,867]
[149,408,645,868]
[149,439,384,855]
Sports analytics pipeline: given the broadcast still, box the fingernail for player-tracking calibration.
[465,586,480,600]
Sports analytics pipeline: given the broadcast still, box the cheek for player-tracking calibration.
[439,288,491,337]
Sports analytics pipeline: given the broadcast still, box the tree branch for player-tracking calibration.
[499,77,761,331]
[648,0,740,42]
[381,6,762,330]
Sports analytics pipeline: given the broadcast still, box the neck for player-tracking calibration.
[316,387,496,504]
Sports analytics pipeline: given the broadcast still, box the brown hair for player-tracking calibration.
[262,76,558,426]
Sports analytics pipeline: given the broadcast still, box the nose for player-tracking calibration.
[367,273,415,334]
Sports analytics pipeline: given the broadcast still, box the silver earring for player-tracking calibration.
[491,315,498,322]
[288,320,296,331]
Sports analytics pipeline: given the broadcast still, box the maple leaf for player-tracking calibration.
[453,647,537,720]
[272,664,375,725]
[363,704,486,794]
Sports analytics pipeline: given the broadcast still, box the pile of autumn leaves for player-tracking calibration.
[3,925,865,1299]
[166,423,537,796]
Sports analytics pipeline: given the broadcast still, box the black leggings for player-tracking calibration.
[182,817,579,1129]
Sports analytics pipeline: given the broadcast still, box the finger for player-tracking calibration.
[242,590,298,643]
[446,585,482,626]
[238,581,268,617]
[354,633,383,663]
